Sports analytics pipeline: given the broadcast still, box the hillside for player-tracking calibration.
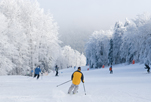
[0,63,150,102]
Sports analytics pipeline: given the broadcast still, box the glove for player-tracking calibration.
[82,80,84,83]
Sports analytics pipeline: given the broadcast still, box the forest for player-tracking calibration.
[85,14,151,68]
[0,0,86,75]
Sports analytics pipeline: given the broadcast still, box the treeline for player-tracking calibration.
[85,13,151,68]
[0,0,86,75]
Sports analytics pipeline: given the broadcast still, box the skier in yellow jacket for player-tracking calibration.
[68,67,84,94]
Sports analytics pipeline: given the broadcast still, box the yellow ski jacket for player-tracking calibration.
[71,69,84,85]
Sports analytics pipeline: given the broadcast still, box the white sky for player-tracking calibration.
[37,0,151,31]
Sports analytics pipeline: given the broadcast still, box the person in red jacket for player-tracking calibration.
[109,66,113,74]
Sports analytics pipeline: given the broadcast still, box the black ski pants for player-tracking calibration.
[55,71,58,76]
[110,70,113,74]
[34,74,40,79]
[147,69,150,73]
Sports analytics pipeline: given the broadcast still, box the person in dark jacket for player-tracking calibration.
[145,64,150,73]
[34,66,41,79]
[68,67,84,94]
[55,65,59,76]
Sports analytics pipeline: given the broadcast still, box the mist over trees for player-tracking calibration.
[85,13,151,68]
[59,25,93,53]
[0,0,86,75]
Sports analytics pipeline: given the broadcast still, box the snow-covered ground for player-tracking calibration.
[0,63,150,102]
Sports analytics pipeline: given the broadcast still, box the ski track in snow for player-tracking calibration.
[0,63,151,102]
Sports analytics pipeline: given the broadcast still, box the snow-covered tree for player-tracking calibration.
[55,46,86,69]
[113,21,125,64]
[108,39,113,65]
[120,13,151,64]
[85,13,151,67]
[0,0,60,75]
[85,30,112,68]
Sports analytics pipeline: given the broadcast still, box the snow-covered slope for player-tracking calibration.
[0,63,150,102]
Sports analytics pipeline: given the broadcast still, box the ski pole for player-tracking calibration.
[41,73,43,79]
[56,80,71,87]
[83,83,86,95]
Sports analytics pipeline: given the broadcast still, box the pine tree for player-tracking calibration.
[108,39,113,65]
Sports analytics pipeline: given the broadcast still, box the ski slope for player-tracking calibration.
[0,63,150,102]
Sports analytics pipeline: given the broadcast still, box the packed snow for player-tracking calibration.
[0,63,150,102]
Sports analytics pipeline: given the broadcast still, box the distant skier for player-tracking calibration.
[74,66,76,69]
[109,66,113,74]
[26,69,30,76]
[145,64,150,73]
[34,66,41,79]
[55,65,59,76]
[68,67,84,94]
[31,70,34,76]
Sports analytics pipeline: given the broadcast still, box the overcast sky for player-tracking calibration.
[37,0,151,31]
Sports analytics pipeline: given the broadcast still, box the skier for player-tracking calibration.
[68,67,84,94]
[34,66,41,79]
[109,66,113,74]
[74,66,76,69]
[31,70,34,77]
[145,64,150,73]
[55,65,59,76]
[26,69,30,76]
